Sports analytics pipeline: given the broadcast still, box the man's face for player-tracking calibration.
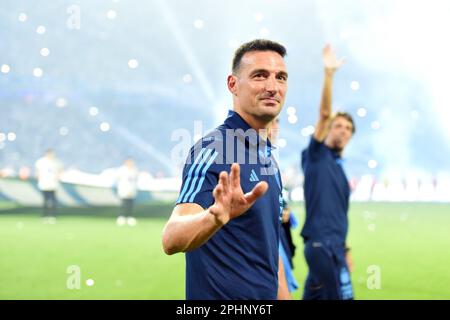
[325,116,353,152]
[228,50,288,123]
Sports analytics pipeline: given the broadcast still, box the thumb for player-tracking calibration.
[209,203,219,216]
[244,181,268,204]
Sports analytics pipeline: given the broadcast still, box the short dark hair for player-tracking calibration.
[232,39,287,74]
[331,112,356,134]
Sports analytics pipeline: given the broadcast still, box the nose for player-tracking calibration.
[265,75,278,93]
[342,128,351,137]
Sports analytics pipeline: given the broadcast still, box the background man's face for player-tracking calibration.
[125,159,135,167]
[230,51,288,123]
[46,151,55,159]
[325,116,353,152]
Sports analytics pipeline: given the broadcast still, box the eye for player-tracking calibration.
[277,74,287,81]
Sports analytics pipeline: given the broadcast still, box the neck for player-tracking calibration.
[233,108,271,136]
[325,140,344,156]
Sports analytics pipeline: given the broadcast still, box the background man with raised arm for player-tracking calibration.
[301,44,356,300]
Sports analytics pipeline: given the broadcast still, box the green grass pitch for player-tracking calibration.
[0,202,449,299]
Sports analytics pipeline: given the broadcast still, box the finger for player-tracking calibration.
[230,163,240,189]
[213,184,222,200]
[219,171,229,194]
[244,181,268,204]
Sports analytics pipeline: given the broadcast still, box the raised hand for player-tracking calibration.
[323,44,345,73]
[209,163,268,226]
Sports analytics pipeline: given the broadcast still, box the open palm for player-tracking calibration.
[323,44,345,71]
[209,163,268,226]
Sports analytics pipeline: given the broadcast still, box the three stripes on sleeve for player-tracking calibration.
[177,148,219,204]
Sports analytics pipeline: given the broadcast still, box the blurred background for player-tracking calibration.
[1,0,449,300]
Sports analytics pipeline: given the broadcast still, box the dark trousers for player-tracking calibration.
[120,198,134,217]
[303,240,354,300]
[42,190,57,217]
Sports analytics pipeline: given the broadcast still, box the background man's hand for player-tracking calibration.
[323,44,345,73]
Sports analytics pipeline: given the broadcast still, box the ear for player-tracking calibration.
[227,74,238,96]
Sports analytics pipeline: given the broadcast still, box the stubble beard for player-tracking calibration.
[254,102,282,124]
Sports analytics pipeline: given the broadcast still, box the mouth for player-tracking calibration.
[337,139,347,147]
[260,97,280,105]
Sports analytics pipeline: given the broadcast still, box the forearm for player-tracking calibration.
[314,69,335,141]
[319,69,335,119]
[162,208,223,255]
[277,256,292,300]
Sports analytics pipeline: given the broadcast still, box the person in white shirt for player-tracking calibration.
[116,158,139,226]
[35,149,63,224]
